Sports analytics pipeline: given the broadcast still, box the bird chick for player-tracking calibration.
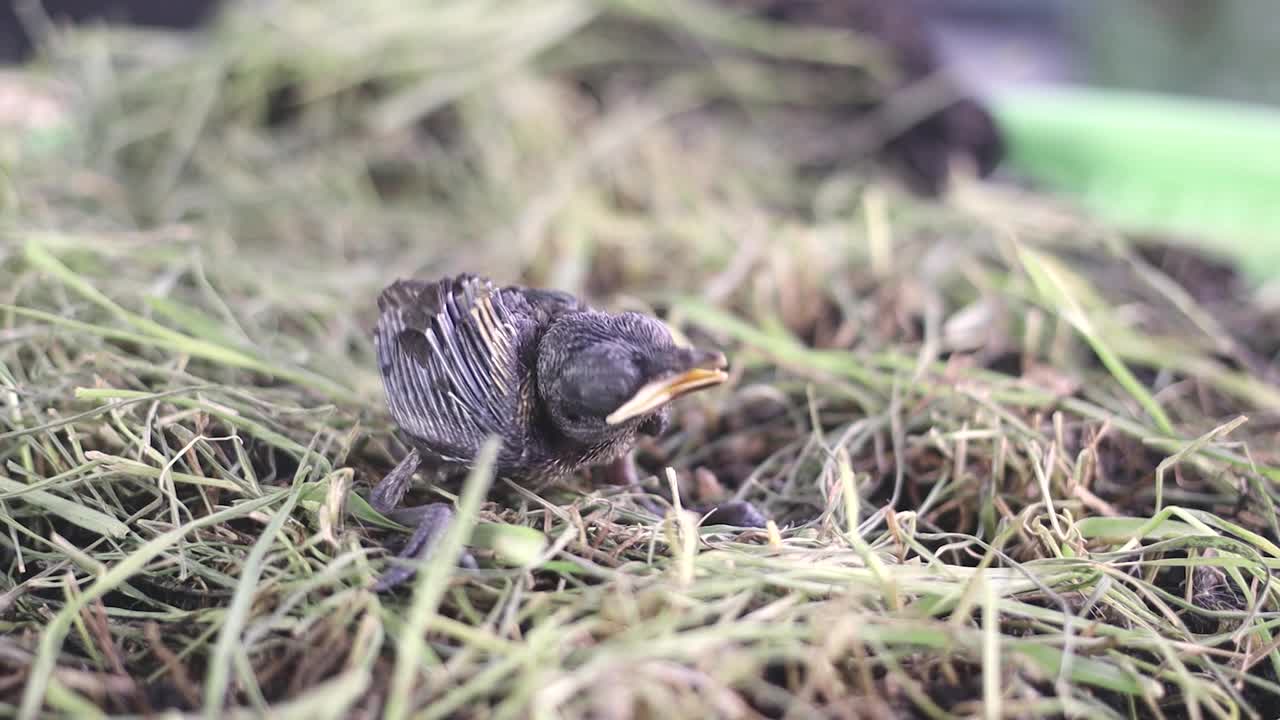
[370,273,751,590]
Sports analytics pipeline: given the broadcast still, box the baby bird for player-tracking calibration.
[370,274,745,589]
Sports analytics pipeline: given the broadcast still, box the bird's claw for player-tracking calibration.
[369,452,476,592]
[374,502,475,592]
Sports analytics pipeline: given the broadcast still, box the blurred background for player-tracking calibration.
[5,0,1279,102]
[4,0,1278,280]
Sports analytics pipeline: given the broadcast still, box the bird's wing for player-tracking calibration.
[375,274,536,464]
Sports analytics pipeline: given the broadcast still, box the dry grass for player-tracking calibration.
[2,1,1280,718]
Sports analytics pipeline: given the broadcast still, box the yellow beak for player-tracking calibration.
[605,353,729,426]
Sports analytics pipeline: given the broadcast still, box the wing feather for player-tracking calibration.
[375,275,533,464]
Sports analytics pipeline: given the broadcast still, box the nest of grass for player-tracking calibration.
[3,0,1280,718]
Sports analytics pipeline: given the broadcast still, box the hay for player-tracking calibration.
[2,1,1278,717]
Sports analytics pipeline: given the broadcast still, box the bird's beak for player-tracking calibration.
[606,349,729,425]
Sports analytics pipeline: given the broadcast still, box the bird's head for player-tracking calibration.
[536,311,728,446]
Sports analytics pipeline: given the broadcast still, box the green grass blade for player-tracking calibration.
[0,475,130,539]
[384,437,500,720]
[18,491,285,720]
[1017,245,1174,435]
[203,454,314,717]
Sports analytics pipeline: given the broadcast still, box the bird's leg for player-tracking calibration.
[603,453,666,519]
[370,448,421,515]
[374,503,466,592]
[370,449,474,592]
[602,452,638,486]
[604,454,768,528]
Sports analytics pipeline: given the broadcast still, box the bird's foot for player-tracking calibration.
[369,449,475,592]
[374,503,477,592]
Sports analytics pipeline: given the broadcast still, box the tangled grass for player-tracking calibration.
[2,1,1280,718]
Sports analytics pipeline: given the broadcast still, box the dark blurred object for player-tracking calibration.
[737,0,1005,194]
[0,0,220,62]
[1134,238,1242,306]
[573,0,1005,197]
[1134,239,1280,375]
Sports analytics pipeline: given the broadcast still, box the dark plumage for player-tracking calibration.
[369,274,739,589]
